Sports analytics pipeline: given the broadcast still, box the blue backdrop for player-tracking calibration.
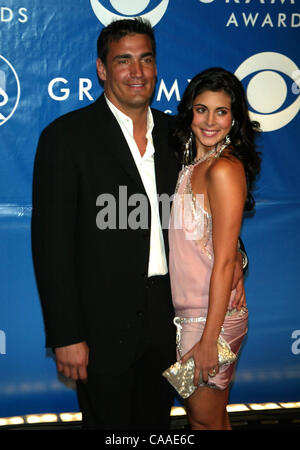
[1,0,300,417]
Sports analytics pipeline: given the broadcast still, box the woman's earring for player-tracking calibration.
[231,119,235,127]
[224,134,231,146]
[183,132,193,166]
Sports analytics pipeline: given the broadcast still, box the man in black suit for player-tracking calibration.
[32,18,179,430]
[32,18,246,430]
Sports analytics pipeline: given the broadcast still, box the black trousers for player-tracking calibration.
[76,275,176,430]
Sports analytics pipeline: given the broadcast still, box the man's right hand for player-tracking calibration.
[55,341,89,382]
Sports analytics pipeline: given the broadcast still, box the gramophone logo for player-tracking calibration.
[90,0,169,26]
[0,55,20,126]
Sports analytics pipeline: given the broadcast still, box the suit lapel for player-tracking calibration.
[152,110,180,249]
[92,98,177,214]
[91,97,178,253]
[152,111,173,198]
[93,95,147,195]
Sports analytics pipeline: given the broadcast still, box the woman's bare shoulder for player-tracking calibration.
[207,151,245,183]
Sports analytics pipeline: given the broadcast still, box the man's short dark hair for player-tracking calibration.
[97,18,156,65]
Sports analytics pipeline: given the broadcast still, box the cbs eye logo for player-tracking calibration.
[90,0,169,26]
[0,55,20,127]
[235,52,300,132]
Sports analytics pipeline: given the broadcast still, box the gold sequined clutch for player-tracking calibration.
[162,335,236,399]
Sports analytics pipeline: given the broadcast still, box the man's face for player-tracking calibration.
[97,33,157,114]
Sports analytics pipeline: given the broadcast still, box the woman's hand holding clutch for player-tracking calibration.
[180,338,219,386]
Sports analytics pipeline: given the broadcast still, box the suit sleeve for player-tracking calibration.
[31,124,86,348]
[238,237,248,273]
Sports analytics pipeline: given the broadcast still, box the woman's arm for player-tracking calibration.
[203,155,246,334]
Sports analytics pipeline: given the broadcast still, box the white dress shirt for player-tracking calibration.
[105,96,168,277]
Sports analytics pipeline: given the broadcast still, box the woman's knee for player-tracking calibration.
[188,409,227,430]
[186,387,229,430]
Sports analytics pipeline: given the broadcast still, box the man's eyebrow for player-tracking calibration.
[140,52,155,58]
[112,54,132,61]
[112,52,154,61]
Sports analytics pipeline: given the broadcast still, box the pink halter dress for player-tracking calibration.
[168,154,248,390]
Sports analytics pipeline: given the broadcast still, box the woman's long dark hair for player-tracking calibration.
[173,67,261,211]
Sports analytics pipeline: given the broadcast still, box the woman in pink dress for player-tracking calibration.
[169,68,261,430]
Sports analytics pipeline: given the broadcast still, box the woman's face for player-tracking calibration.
[191,89,233,154]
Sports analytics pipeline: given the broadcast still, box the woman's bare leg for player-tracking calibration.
[185,386,231,430]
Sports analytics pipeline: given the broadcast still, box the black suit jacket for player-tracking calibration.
[32,95,179,372]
